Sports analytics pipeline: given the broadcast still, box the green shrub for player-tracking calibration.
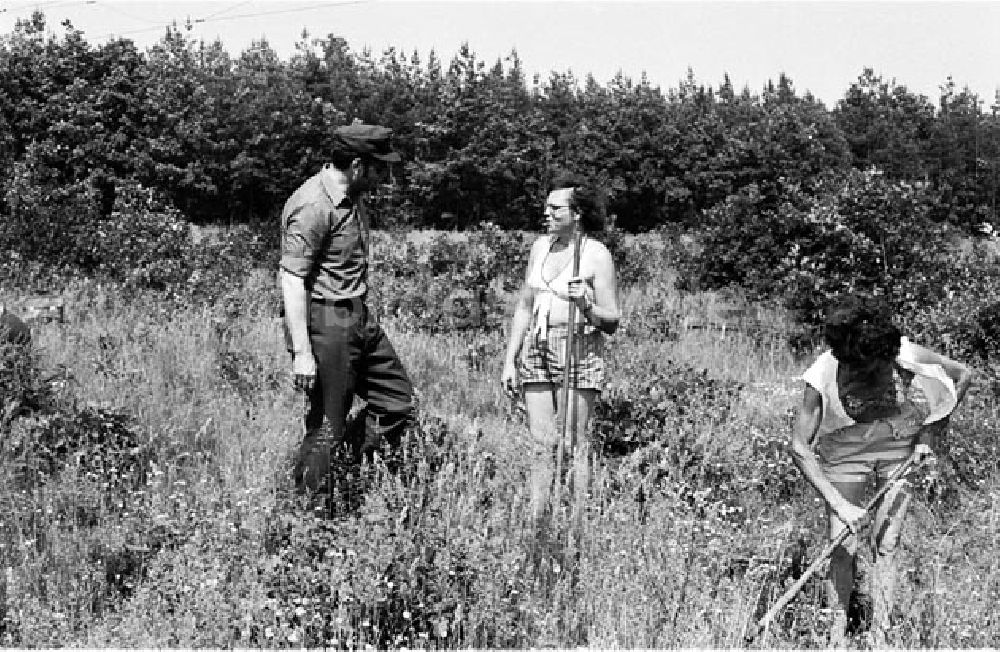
[4,406,151,504]
[184,226,274,305]
[0,338,49,427]
[679,171,958,331]
[776,172,954,329]
[675,181,811,296]
[466,222,530,292]
[901,240,1000,362]
[0,145,103,287]
[599,223,681,289]
[590,360,750,523]
[0,162,193,292]
[86,182,193,290]
[370,225,527,333]
[421,223,528,290]
[0,384,164,643]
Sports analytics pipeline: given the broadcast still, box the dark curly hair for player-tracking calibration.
[824,295,902,363]
[550,171,605,232]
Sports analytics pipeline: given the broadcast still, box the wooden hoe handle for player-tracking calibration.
[744,457,915,644]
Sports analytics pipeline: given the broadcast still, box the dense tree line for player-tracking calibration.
[2,11,998,235]
[4,9,1000,334]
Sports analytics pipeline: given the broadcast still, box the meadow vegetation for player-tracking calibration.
[3,10,1000,648]
[3,226,999,649]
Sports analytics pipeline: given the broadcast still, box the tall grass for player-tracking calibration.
[2,258,998,648]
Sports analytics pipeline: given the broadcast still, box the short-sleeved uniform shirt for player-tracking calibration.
[280,165,369,301]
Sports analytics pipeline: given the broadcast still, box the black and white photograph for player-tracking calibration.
[0,0,996,648]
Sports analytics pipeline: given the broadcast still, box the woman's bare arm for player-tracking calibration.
[907,340,974,453]
[908,340,974,404]
[791,385,867,530]
[578,241,620,335]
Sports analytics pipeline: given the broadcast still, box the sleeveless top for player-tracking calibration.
[802,337,958,441]
[526,235,593,340]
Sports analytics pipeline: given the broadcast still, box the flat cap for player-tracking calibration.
[332,124,401,163]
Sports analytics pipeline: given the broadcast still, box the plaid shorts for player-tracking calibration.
[518,325,605,391]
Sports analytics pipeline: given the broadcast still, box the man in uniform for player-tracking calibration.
[279,124,414,492]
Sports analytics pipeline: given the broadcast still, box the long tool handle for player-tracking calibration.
[566,230,583,453]
[744,457,915,644]
[555,229,583,502]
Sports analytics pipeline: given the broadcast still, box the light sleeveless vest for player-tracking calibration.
[802,337,958,440]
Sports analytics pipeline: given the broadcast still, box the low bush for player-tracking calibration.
[5,406,150,494]
[1,177,276,312]
[678,170,961,332]
[0,387,167,645]
[0,338,50,427]
[592,360,743,458]
[1,146,103,283]
[602,224,687,290]
[369,224,527,333]
[901,239,1000,362]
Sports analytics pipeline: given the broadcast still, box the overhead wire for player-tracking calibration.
[2,0,367,41]
[198,0,254,22]
[193,0,366,25]
[0,0,55,11]
[1,0,93,13]
[89,0,367,41]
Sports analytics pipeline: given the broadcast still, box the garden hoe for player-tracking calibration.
[744,455,916,645]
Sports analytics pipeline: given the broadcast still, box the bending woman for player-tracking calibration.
[791,295,973,647]
[501,173,620,523]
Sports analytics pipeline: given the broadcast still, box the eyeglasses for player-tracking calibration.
[545,204,571,212]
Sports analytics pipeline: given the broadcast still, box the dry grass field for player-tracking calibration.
[2,234,998,649]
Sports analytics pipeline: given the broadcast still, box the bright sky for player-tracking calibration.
[1,0,998,108]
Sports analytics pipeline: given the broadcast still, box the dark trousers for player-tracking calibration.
[294,298,414,492]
